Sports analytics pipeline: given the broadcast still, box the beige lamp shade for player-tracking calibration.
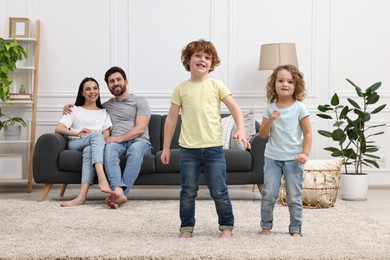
[259,43,298,70]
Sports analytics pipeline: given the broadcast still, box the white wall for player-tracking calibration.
[1,0,389,184]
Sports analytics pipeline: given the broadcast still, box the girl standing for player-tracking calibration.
[259,65,312,237]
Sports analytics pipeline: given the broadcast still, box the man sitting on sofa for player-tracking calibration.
[64,66,152,209]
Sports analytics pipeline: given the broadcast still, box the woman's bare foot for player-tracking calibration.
[220,230,233,238]
[98,180,111,193]
[259,229,271,235]
[60,197,85,207]
[179,232,193,238]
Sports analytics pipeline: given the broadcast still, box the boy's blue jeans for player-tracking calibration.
[104,139,151,196]
[67,132,105,184]
[179,146,234,234]
[261,157,304,234]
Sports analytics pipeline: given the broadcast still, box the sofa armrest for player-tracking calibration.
[249,134,267,184]
[33,133,68,183]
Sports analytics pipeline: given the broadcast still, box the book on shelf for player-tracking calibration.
[9,93,32,100]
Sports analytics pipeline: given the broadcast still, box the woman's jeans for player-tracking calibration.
[261,157,304,234]
[104,139,151,197]
[67,132,105,184]
[179,146,234,233]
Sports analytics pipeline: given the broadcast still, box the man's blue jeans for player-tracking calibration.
[67,132,105,184]
[261,157,304,234]
[104,139,151,196]
[179,146,234,233]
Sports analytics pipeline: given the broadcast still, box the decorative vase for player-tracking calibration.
[4,125,22,140]
[340,173,368,201]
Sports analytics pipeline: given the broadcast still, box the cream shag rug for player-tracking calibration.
[0,198,389,260]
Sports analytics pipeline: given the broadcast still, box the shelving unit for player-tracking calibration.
[0,20,40,192]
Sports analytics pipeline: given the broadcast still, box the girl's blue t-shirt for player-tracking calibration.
[263,101,309,160]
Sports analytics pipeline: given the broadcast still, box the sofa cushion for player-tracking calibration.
[224,149,252,171]
[59,150,83,172]
[148,114,162,154]
[155,149,180,173]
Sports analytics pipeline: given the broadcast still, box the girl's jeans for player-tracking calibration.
[261,157,304,234]
[67,132,105,184]
[104,139,152,197]
[179,146,234,234]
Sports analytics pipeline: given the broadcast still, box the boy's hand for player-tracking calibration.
[232,132,251,150]
[160,149,171,165]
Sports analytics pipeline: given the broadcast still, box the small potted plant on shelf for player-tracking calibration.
[0,37,27,102]
[316,78,387,201]
[0,108,27,140]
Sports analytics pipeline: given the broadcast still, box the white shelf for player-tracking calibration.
[3,38,36,42]
[0,19,40,192]
[0,140,30,144]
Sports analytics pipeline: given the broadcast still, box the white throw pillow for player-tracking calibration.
[221,115,235,149]
[230,110,256,150]
[221,110,256,150]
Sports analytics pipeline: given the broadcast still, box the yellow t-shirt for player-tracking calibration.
[171,78,231,148]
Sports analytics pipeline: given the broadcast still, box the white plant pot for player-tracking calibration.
[340,173,368,201]
[3,125,22,140]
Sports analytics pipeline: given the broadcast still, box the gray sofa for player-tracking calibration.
[33,114,266,201]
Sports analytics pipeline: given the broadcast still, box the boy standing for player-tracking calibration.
[160,39,250,238]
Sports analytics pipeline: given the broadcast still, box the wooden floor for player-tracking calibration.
[1,183,390,229]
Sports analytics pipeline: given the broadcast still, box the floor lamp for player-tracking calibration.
[258,43,298,70]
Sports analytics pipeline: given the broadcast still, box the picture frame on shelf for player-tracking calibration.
[0,154,23,180]
[9,17,30,38]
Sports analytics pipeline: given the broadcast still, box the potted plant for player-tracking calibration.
[0,109,27,140]
[0,37,27,102]
[316,78,387,200]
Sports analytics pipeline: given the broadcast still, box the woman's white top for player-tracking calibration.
[59,106,112,139]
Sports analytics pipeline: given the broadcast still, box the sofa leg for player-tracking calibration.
[60,184,68,197]
[252,184,263,193]
[256,184,263,194]
[38,184,53,202]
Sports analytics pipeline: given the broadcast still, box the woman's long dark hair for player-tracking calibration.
[74,77,103,108]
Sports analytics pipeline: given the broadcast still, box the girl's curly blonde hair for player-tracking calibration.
[181,39,220,72]
[265,64,306,103]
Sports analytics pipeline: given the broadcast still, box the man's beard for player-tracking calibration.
[110,85,125,96]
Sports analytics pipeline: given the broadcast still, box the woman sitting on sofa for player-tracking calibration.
[55,77,112,207]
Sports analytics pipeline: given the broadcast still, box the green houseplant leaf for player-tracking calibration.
[0,38,27,102]
[0,108,27,130]
[316,79,387,174]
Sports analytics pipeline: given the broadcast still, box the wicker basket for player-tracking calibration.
[279,159,342,209]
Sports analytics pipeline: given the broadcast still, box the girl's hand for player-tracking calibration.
[295,153,308,164]
[78,128,92,137]
[270,110,280,122]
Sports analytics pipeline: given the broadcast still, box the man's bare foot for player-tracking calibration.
[291,233,302,238]
[99,180,111,193]
[108,188,127,205]
[179,232,193,238]
[60,197,85,207]
[259,229,271,235]
[220,230,233,238]
[105,197,118,209]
